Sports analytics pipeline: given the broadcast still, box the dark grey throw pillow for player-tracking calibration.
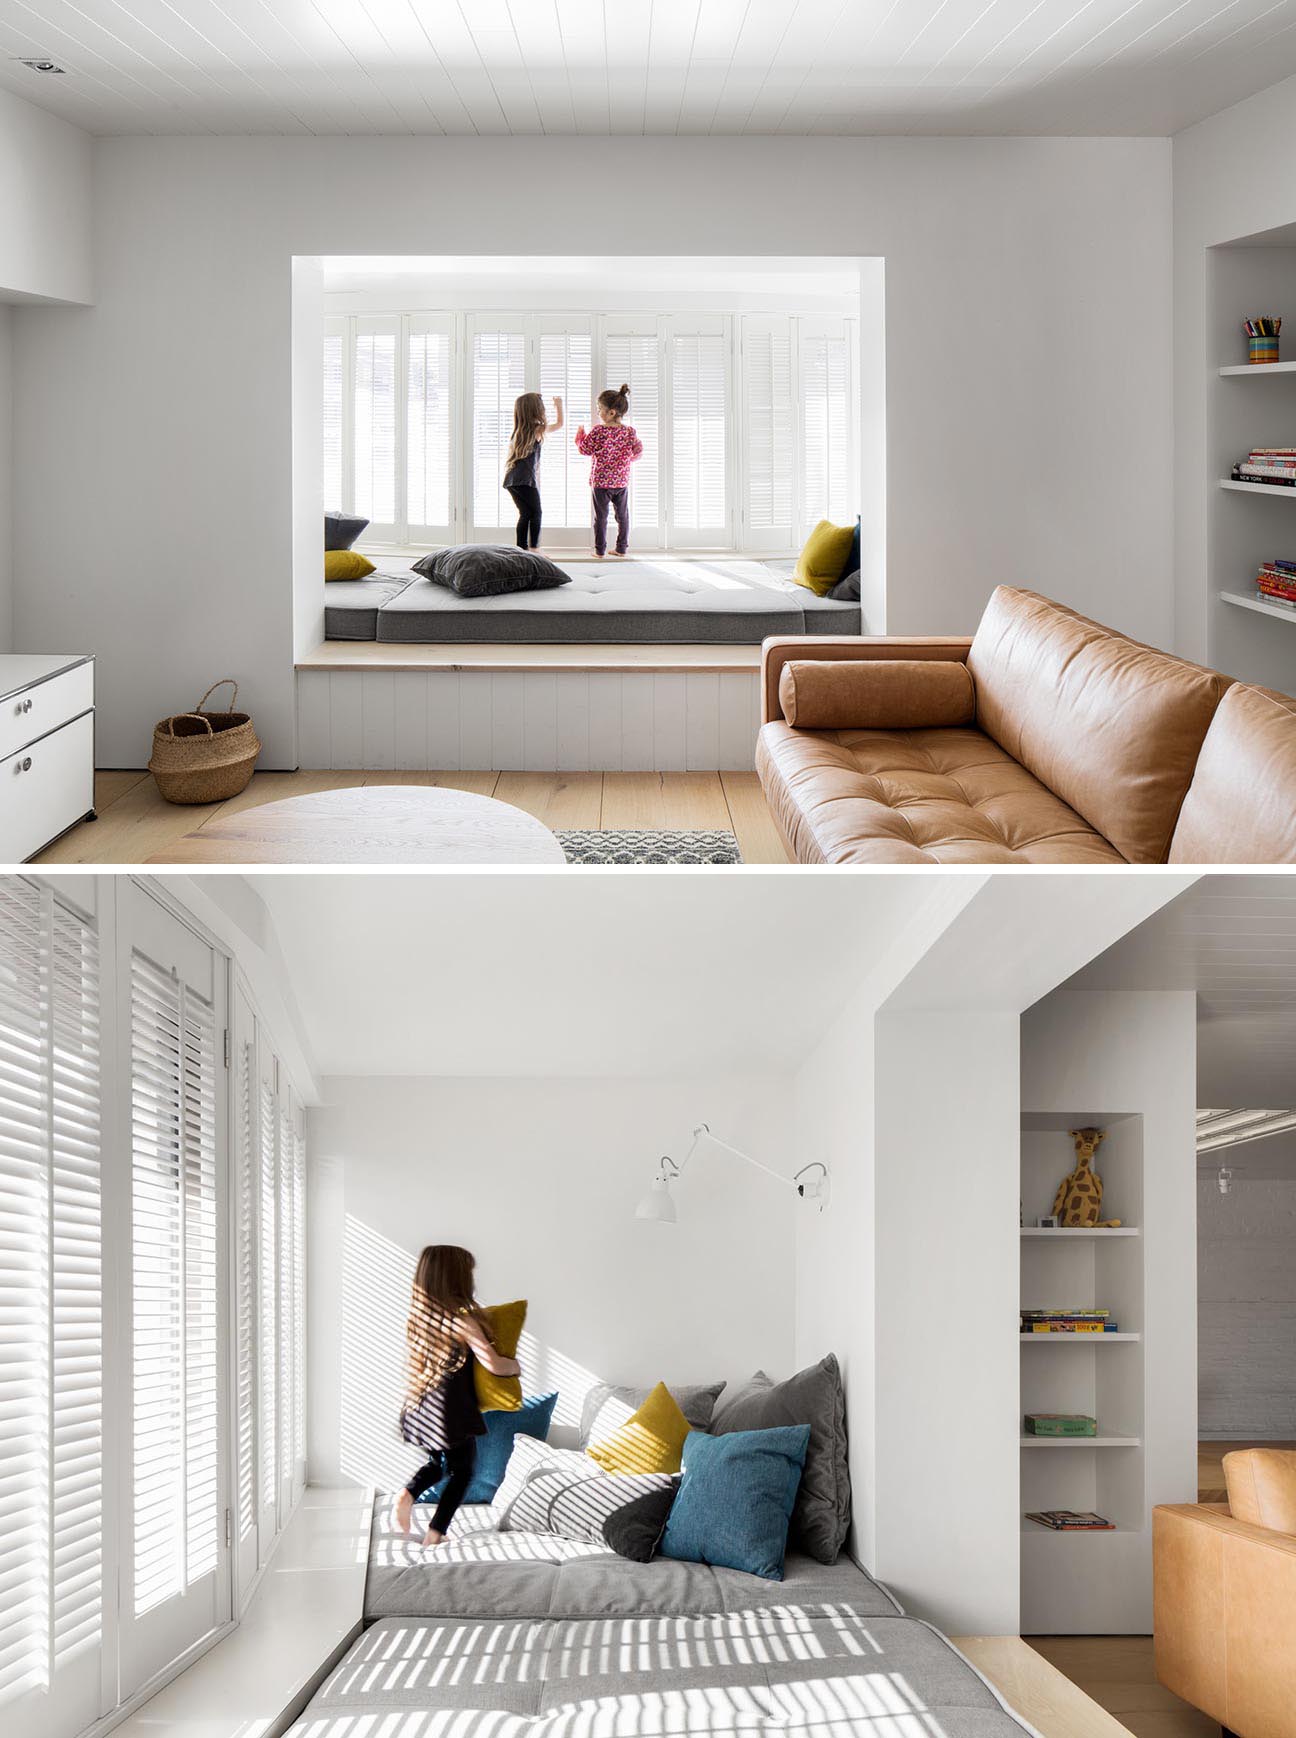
[711,1355,849,1564]
[325,512,369,551]
[580,1381,726,1447]
[604,1478,680,1562]
[412,545,570,599]
[829,569,860,602]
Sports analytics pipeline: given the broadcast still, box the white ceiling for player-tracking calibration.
[246,870,924,1079]
[1063,874,1296,1109]
[4,0,1294,138]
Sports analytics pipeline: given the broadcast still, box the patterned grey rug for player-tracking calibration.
[555,829,742,865]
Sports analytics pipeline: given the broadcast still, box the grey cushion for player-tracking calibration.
[580,1380,726,1447]
[829,568,861,602]
[324,512,369,551]
[603,1479,679,1561]
[498,1444,675,1547]
[711,1355,850,1564]
[413,544,571,598]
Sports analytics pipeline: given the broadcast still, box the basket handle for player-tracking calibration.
[163,713,214,737]
[196,678,238,713]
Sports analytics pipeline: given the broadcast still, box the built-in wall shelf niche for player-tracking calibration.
[1206,235,1296,694]
[1019,1111,1147,1630]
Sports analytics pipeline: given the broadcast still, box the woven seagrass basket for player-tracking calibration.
[149,679,261,804]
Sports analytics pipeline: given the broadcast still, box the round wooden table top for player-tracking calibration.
[147,784,569,866]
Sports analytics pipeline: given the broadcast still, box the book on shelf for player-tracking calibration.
[1025,1510,1115,1530]
[1024,1321,1119,1332]
[1021,1309,1109,1319]
[1024,1413,1098,1436]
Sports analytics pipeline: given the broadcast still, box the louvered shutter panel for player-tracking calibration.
[322,324,345,513]
[292,1126,306,1486]
[538,327,593,529]
[0,883,102,1738]
[277,1089,294,1505]
[234,1038,255,1549]
[471,327,526,530]
[604,326,660,543]
[671,326,728,537]
[743,319,795,540]
[256,1063,277,1537]
[130,953,219,1615]
[352,319,398,532]
[406,320,452,536]
[801,328,852,530]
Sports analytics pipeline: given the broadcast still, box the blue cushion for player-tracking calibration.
[660,1425,810,1580]
[846,518,861,578]
[418,1392,558,1505]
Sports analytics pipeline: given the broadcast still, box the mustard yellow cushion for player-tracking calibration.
[586,1379,690,1474]
[324,549,375,581]
[474,1299,526,1411]
[792,520,855,597]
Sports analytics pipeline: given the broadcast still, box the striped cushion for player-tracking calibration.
[496,1437,674,1546]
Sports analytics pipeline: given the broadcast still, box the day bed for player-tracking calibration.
[1154,1448,1296,1738]
[756,585,1296,864]
[326,557,860,644]
[282,1493,1039,1738]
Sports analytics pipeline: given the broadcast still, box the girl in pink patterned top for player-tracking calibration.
[575,385,644,557]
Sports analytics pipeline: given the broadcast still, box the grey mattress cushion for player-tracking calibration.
[580,1380,726,1446]
[711,1355,850,1564]
[323,562,417,641]
[371,558,860,643]
[413,544,571,598]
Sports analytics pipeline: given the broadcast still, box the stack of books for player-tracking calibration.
[1025,1510,1115,1530]
[1233,447,1296,485]
[1021,1309,1119,1333]
[1024,1413,1097,1436]
[1255,559,1296,608]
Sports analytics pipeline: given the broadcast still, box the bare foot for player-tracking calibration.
[421,1528,445,1549]
[395,1490,414,1534]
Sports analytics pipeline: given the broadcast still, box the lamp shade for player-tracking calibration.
[635,1178,677,1223]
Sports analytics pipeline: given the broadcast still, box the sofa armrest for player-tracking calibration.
[761,636,974,724]
[1154,1503,1296,1736]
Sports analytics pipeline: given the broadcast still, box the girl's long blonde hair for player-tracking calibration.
[506,392,548,467]
[405,1244,492,1402]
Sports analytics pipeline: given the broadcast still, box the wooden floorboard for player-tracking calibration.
[94,769,150,811]
[493,773,603,830]
[1027,1638,1217,1738]
[955,1637,1133,1738]
[720,771,791,865]
[601,772,732,833]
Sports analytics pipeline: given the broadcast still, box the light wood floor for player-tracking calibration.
[36,769,791,865]
[1027,1638,1217,1738]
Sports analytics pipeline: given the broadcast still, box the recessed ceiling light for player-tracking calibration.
[17,57,66,74]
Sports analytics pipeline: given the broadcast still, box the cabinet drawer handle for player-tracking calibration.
[17,697,33,714]
[17,757,33,772]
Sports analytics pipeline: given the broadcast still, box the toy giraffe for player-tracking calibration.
[1052,1127,1121,1227]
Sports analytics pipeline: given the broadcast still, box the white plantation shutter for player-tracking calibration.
[233,1035,256,1557]
[256,1058,277,1536]
[292,1125,306,1484]
[0,882,102,1738]
[604,325,661,543]
[129,953,218,1617]
[277,1092,294,1505]
[471,326,526,531]
[743,318,795,541]
[352,319,399,532]
[322,323,345,513]
[538,327,593,530]
[801,325,853,530]
[406,319,452,536]
[670,324,728,538]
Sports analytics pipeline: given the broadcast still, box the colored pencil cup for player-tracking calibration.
[1250,334,1280,365]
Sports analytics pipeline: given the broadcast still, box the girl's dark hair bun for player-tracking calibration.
[619,383,630,396]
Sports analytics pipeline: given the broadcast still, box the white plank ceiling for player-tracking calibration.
[1064,875,1296,1111]
[2,0,1295,138]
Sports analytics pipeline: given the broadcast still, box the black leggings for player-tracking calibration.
[506,484,542,549]
[405,1437,477,1536]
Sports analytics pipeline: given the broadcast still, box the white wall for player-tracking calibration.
[307,1071,796,1490]
[13,135,1171,766]
[0,305,11,651]
[0,86,92,305]
[1174,73,1296,683]
[1198,1134,1296,1438]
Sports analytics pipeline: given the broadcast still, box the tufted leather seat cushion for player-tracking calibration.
[756,720,1125,864]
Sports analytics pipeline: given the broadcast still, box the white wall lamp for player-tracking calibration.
[634,1123,830,1223]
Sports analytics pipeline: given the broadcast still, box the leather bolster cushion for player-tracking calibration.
[777,658,975,731]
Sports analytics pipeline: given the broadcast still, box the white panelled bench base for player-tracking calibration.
[295,645,762,771]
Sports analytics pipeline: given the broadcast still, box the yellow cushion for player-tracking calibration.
[324,549,375,581]
[586,1379,690,1474]
[474,1299,526,1411]
[793,520,855,597]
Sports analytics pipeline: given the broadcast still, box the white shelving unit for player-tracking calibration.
[1208,244,1296,693]
[1019,1112,1146,1631]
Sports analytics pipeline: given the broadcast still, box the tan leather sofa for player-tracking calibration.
[1154,1449,1296,1738]
[756,585,1296,863]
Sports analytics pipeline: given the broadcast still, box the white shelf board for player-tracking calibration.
[1020,1434,1141,1449]
[1219,589,1296,624]
[1020,1332,1140,1343]
[1218,360,1296,376]
[1020,1226,1140,1238]
[1220,478,1296,498]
